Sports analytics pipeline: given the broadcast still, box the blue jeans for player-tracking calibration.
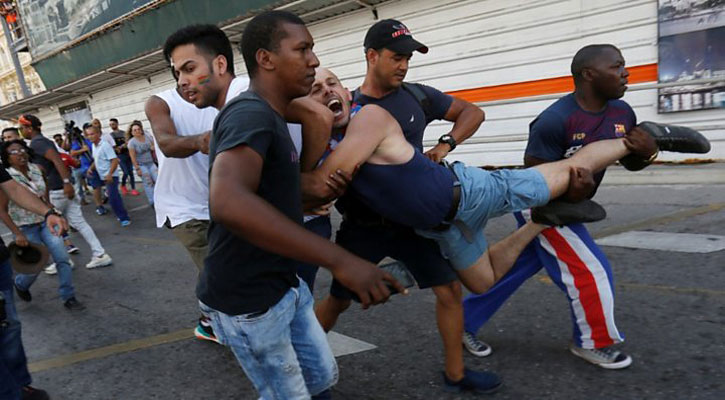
[106,177,129,222]
[14,223,75,302]
[137,162,157,206]
[1,258,32,400]
[118,153,135,189]
[200,279,337,399]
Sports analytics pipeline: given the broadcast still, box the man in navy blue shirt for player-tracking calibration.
[312,19,504,394]
[462,44,642,370]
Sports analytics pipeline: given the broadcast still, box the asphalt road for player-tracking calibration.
[7,166,725,400]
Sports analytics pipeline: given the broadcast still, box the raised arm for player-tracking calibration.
[308,104,391,187]
[285,97,334,172]
[425,97,485,162]
[145,95,210,158]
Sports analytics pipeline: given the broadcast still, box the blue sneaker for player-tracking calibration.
[120,220,131,227]
[443,368,502,394]
[95,206,108,216]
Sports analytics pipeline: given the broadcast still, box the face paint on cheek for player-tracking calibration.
[198,75,211,85]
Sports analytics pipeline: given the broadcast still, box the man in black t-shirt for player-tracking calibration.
[0,165,68,400]
[165,16,403,399]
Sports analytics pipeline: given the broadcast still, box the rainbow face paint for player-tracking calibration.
[198,75,211,85]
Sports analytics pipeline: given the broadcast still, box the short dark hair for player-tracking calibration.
[109,118,118,123]
[241,11,305,78]
[1,139,34,166]
[163,24,235,75]
[2,127,18,135]
[571,44,620,82]
[19,114,42,129]
[53,133,62,139]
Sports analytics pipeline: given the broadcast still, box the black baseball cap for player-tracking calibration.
[363,19,428,54]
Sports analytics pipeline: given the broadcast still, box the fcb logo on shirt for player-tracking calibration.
[614,124,626,136]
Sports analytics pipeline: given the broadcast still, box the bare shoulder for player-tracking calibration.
[145,95,169,115]
[350,104,396,130]
[355,103,393,119]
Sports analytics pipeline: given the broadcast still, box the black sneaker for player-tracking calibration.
[443,368,502,394]
[532,199,606,226]
[638,121,711,154]
[14,283,31,302]
[63,297,85,311]
[21,386,49,400]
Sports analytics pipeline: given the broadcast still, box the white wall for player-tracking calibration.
[28,0,725,164]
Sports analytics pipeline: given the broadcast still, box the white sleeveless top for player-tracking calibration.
[151,76,250,228]
[151,76,308,227]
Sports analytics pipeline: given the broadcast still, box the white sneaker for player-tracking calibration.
[44,259,74,275]
[44,263,57,275]
[462,331,493,357]
[569,343,633,369]
[86,253,113,269]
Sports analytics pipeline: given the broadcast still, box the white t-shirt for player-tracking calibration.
[92,140,120,178]
[151,76,249,228]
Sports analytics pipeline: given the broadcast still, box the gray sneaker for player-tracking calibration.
[86,253,113,269]
[569,343,632,369]
[462,331,492,357]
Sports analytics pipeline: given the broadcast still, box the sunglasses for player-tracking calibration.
[8,148,28,155]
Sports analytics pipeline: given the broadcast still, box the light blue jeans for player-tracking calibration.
[137,162,157,206]
[199,279,337,399]
[14,222,75,302]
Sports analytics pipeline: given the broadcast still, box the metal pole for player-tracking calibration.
[1,17,31,98]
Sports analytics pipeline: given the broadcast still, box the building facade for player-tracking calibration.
[1,0,723,165]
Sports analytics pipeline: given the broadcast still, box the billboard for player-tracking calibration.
[657,0,725,113]
[16,0,155,59]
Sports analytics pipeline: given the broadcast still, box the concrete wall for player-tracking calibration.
[28,0,725,164]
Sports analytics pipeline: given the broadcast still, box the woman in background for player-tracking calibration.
[126,121,157,207]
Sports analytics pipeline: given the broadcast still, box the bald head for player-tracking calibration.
[308,67,352,128]
[571,44,621,83]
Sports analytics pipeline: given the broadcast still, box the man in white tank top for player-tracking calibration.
[146,28,249,344]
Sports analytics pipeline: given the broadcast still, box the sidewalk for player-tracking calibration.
[601,162,725,185]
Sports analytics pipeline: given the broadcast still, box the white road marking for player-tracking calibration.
[596,231,725,253]
[328,331,377,357]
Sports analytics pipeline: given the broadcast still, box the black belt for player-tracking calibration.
[432,161,462,231]
[432,185,461,231]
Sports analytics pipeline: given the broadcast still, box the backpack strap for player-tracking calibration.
[401,82,432,121]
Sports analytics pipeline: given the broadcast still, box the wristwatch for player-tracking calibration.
[44,207,63,220]
[62,178,71,184]
[438,134,457,151]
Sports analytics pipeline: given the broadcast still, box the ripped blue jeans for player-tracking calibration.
[199,279,337,399]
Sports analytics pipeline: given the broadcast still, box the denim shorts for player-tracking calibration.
[417,163,550,271]
[87,169,103,188]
